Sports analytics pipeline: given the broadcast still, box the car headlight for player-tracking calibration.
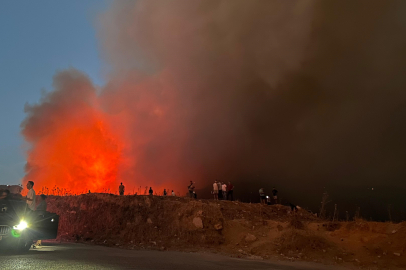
[13,220,28,230]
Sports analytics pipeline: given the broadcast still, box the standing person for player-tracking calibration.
[171,190,176,196]
[272,187,278,204]
[24,181,36,211]
[36,194,47,213]
[149,187,153,196]
[217,182,223,200]
[188,181,195,198]
[259,188,266,204]
[34,194,48,248]
[222,182,227,200]
[227,182,234,201]
[163,189,167,196]
[213,180,219,200]
[119,182,125,196]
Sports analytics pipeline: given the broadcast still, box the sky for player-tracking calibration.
[0,0,109,185]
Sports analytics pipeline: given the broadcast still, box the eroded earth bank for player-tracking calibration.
[46,194,406,269]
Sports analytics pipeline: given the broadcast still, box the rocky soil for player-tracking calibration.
[46,194,406,269]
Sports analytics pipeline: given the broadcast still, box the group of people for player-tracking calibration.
[118,183,178,197]
[149,187,176,197]
[162,189,176,196]
[259,187,278,205]
[118,181,279,205]
[212,180,234,201]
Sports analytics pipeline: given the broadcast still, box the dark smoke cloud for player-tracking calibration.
[97,0,315,186]
[23,0,406,219]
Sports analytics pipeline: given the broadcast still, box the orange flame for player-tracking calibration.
[21,70,187,196]
[22,71,124,194]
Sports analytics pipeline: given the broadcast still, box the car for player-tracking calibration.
[0,194,59,252]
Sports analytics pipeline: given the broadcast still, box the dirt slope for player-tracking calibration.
[46,194,405,269]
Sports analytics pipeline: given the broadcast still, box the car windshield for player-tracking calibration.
[0,198,27,215]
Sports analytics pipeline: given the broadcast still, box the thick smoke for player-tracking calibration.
[22,0,406,218]
[96,0,315,188]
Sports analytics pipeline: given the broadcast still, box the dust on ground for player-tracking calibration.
[46,194,406,269]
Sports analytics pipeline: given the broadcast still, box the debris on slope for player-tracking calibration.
[45,194,406,269]
[48,194,225,249]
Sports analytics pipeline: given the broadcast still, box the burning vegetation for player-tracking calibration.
[21,71,124,194]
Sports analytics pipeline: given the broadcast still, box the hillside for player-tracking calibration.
[46,194,406,269]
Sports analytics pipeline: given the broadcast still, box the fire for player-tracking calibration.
[21,70,186,196]
[25,114,122,195]
[21,0,315,197]
[22,70,124,195]
[48,120,121,193]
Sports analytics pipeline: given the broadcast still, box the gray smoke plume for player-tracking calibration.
[22,0,406,219]
[97,0,316,187]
